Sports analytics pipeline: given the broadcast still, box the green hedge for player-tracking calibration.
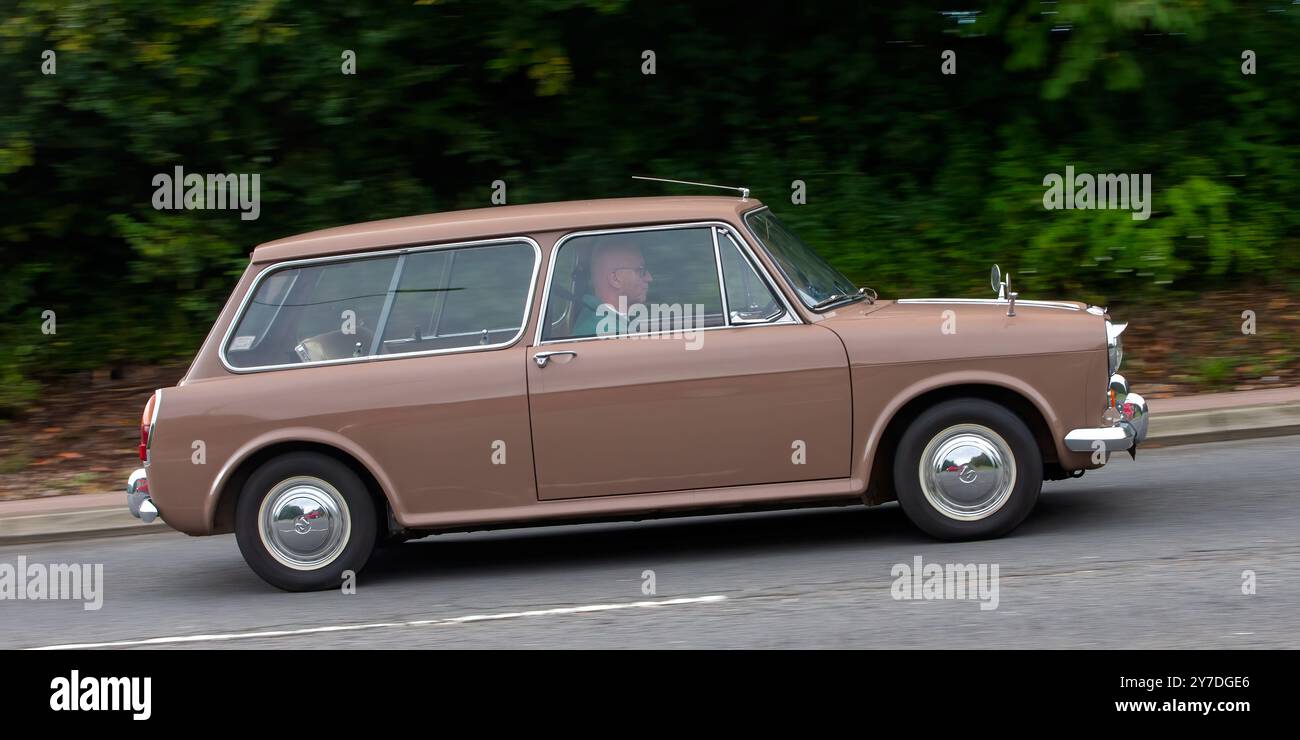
[2,1,1298,412]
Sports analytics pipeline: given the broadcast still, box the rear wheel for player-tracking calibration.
[893,398,1042,540]
[235,452,378,591]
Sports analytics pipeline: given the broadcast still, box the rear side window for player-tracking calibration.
[225,255,398,368]
[379,242,536,354]
[224,240,536,369]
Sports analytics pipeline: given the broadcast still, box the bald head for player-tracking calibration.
[590,242,652,306]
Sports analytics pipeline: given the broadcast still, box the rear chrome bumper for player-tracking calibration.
[126,468,159,523]
[1064,373,1149,454]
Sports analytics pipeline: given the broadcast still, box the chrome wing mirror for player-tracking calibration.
[991,264,1018,316]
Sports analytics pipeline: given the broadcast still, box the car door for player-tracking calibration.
[526,223,852,501]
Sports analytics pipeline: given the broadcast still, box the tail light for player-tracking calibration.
[139,392,158,463]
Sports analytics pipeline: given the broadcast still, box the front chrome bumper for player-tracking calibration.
[1064,374,1149,455]
[126,467,159,523]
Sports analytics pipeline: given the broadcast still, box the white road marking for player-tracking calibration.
[26,595,728,650]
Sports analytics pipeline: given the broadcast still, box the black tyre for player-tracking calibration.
[893,398,1042,540]
[235,452,378,591]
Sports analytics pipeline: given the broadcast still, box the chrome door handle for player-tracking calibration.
[534,350,577,368]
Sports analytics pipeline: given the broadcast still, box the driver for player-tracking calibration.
[572,241,653,337]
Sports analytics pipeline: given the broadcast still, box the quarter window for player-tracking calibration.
[226,255,398,368]
[718,230,783,322]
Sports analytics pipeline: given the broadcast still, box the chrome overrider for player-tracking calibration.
[126,467,159,523]
[1064,373,1149,456]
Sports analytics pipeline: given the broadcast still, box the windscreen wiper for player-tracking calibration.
[812,287,872,311]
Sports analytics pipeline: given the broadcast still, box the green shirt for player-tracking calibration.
[572,294,639,337]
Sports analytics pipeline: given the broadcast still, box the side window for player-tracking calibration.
[541,226,725,341]
[380,241,535,353]
[224,240,536,369]
[718,230,784,322]
[225,255,398,368]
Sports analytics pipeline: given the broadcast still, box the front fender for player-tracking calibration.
[849,355,1104,489]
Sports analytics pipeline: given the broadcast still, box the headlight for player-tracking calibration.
[1106,320,1127,375]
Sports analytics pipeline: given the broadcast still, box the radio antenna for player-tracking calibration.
[632,176,749,201]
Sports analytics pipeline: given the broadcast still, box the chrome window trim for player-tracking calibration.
[711,226,731,322]
[533,220,800,347]
[219,236,543,374]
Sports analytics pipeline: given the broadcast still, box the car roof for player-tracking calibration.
[251,196,767,263]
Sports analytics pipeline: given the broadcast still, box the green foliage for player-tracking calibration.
[2,0,1298,412]
[1188,356,1238,387]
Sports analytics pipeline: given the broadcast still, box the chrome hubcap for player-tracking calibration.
[918,423,1017,521]
[258,476,351,570]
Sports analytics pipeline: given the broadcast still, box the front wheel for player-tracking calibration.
[235,452,378,591]
[893,398,1043,540]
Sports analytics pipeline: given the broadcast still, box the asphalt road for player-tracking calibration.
[2,436,1297,649]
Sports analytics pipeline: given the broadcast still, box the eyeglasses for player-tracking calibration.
[612,266,651,278]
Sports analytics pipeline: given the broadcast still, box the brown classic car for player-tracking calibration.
[126,195,1147,590]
